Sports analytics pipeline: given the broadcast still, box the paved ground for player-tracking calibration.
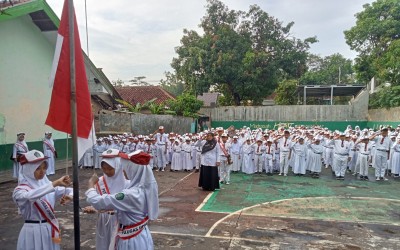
[1,161,400,249]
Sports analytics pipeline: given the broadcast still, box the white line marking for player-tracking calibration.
[159,172,193,196]
[151,231,271,244]
[194,192,215,212]
[205,196,400,237]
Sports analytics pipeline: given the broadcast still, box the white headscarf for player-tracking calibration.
[120,151,159,220]
[100,157,127,193]
[19,158,54,205]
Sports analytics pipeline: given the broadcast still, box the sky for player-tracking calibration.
[46,0,374,84]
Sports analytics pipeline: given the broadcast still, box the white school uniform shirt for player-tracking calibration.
[358,142,372,155]
[277,137,291,153]
[253,144,265,155]
[230,142,242,155]
[328,139,351,156]
[264,145,275,160]
[219,142,231,158]
[198,140,221,166]
[372,136,391,153]
[156,133,169,146]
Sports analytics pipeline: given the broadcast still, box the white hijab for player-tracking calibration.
[100,157,127,193]
[19,160,55,204]
[120,152,159,220]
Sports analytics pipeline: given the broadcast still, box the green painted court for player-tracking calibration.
[199,169,400,225]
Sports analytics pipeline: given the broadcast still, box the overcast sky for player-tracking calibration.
[46,0,374,84]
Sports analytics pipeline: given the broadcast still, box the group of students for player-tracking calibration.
[12,132,58,181]
[12,147,159,250]
[205,124,400,182]
[81,124,400,184]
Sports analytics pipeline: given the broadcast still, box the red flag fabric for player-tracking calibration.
[46,0,92,139]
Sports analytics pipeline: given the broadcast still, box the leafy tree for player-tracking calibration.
[344,0,400,85]
[167,93,204,118]
[274,79,298,105]
[160,71,186,96]
[129,76,150,86]
[299,53,355,85]
[171,0,316,106]
[369,85,400,109]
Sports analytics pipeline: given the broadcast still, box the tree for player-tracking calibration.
[274,79,298,105]
[344,0,400,85]
[160,71,186,96]
[299,53,355,85]
[167,93,204,118]
[129,76,150,86]
[171,0,316,106]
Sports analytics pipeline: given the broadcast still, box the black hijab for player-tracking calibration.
[201,138,217,154]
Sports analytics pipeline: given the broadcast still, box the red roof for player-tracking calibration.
[115,86,175,105]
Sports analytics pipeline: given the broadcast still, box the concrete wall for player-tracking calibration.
[200,86,369,122]
[368,107,400,122]
[99,112,194,135]
[201,105,366,122]
[0,16,66,144]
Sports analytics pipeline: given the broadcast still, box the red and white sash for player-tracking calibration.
[219,142,229,157]
[43,140,56,153]
[95,176,110,195]
[15,142,28,153]
[117,216,149,240]
[16,184,61,244]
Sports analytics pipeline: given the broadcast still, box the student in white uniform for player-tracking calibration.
[155,126,169,171]
[391,136,400,177]
[219,133,232,184]
[370,128,391,181]
[276,131,292,176]
[264,139,275,176]
[329,133,351,180]
[170,139,183,171]
[290,137,308,176]
[307,137,324,178]
[93,139,106,169]
[253,139,265,174]
[356,137,372,180]
[12,132,29,180]
[86,150,159,250]
[230,136,242,173]
[13,150,72,250]
[83,149,130,250]
[181,137,193,171]
[43,132,57,175]
[242,138,255,174]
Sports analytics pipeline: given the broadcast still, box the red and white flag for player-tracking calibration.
[46,0,94,160]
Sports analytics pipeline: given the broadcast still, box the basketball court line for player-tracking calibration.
[159,172,194,196]
[205,196,400,237]
[151,230,273,244]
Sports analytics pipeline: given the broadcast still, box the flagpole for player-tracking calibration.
[68,0,81,249]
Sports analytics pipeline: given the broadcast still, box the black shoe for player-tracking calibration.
[360,175,364,180]
[336,176,341,180]
[341,176,345,180]
[195,169,199,173]
[364,176,369,180]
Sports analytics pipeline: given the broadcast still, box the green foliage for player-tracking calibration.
[167,93,204,118]
[116,99,142,112]
[369,85,400,109]
[299,53,355,85]
[160,71,186,96]
[171,0,316,106]
[344,0,400,85]
[274,79,298,105]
